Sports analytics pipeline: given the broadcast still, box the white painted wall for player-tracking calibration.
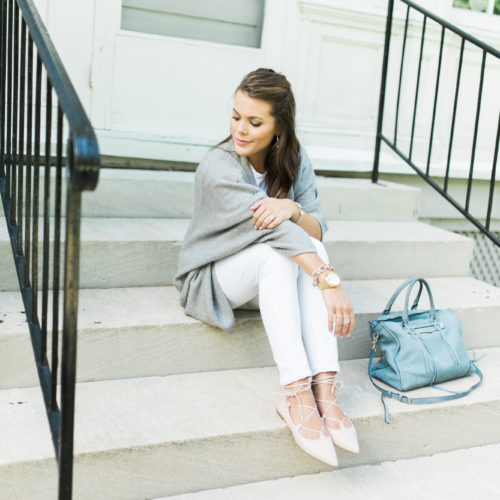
[34,0,500,182]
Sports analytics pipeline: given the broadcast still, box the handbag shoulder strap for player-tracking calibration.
[368,349,483,424]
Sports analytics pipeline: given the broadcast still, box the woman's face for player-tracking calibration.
[231,90,277,168]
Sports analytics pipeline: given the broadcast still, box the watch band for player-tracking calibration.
[293,202,304,224]
[296,208,305,225]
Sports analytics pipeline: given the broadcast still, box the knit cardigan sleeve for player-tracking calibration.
[174,145,321,332]
[293,147,329,239]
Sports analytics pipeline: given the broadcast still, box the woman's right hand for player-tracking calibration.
[321,286,355,337]
[250,197,297,229]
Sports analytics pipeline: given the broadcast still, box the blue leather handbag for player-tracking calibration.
[369,277,482,423]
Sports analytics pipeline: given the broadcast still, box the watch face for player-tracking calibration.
[327,272,341,287]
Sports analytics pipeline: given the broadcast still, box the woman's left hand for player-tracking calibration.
[321,286,355,337]
[251,198,297,229]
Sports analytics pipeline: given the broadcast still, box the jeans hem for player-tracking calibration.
[280,370,313,387]
[310,365,341,376]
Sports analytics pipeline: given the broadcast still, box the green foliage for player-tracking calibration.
[453,0,500,14]
[453,0,471,8]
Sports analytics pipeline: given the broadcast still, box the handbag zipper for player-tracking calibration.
[411,330,438,385]
[410,322,461,365]
[435,323,461,364]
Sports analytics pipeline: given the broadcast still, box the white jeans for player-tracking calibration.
[214,237,340,386]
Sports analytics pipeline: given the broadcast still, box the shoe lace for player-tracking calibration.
[311,376,350,428]
[280,378,328,437]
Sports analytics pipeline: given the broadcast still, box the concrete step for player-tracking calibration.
[7,172,421,220]
[81,170,421,220]
[2,277,499,389]
[1,347,498,499]
[164,443,500,500]
[0,218,474,290]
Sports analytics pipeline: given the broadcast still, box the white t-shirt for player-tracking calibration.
[251,166,267,191]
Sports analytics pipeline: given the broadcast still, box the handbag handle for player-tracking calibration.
[382,277,426,313]
[402,278,436,326]
[383,278,423,314]
[382,277,436,326]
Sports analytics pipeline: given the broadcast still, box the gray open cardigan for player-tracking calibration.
[174,140,329,333]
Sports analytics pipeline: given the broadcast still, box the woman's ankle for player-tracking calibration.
[312,371,338,399]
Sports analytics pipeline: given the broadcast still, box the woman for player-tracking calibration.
[175,68,358,467]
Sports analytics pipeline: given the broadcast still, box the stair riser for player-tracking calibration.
[9,173,420,221]
[0,238,473,291]
[3,400,499,500]
[2,303,498,389]
[82,174,421,221]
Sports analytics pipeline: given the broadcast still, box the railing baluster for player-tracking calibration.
[485,113,499,231]
[465,50,486,213]
[372,0,394,183]
[18,13,26,258]
[24,33,33,290]
[0,0,5,177]
[32,52,42,333]
[51,103,63,412]
[445,38,465,194]
[409,14,426,161]
[6,0,12,201]
[41,76,52,367]
[10,0,19,227]
[426,26,445,177]
[394,4,410,147]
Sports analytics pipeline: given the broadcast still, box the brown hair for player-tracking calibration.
[220,68,301,198]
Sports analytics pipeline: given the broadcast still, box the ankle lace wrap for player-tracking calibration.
[281,378,328,437]
[312,376,351,428]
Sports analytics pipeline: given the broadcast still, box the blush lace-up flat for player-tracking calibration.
[276,378,338,467]
[312,376,360,454]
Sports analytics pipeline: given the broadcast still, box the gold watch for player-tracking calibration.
[318,270,341,290]
[292,202,304,224]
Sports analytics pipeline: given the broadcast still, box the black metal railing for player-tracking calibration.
[373,0,500,246]
[0,0,99,498]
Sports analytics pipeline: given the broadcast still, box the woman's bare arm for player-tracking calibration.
[293,252,355,337]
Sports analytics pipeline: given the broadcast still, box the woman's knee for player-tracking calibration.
[253,244,298,276]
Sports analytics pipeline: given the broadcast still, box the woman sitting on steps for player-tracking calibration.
[175,68,359,467]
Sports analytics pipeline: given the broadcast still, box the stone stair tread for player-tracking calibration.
[2,346,498,464]
[80,169,421,220]
[91,168,421,192]
[3,276,498,338]
[56,276,500,331]
[1,347,499,498]
[0,218,474,289]
[86,168,421,191]
[164,443,500,500]
[2,277,499,388]
[0,217,469,242]
[77,218,471,243]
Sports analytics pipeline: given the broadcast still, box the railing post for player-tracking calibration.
[372,0,394,183]
[58,180,82,500]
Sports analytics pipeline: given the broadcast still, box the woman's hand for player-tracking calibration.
[251,198,298,229]
[321,286,355,337]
